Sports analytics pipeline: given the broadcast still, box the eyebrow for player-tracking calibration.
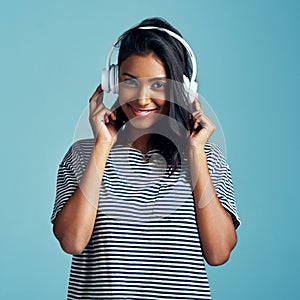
[121,72,167,81]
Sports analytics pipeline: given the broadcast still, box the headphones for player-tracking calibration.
[101,26,198,102]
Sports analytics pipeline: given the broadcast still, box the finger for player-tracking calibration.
[193,114,216,133]
[89,84,103,103]
[104,109,118,123]
[90,102,104,117]
[192,111,209,128]
[191,111,205,124]
[193,94,202,112]
[90,105,112,119]
[91,108,116,127]
[192,110,204,117]
[109,111,117,121]
[193,112,209,124]
[194,116,204,130]
[89,85,104,112]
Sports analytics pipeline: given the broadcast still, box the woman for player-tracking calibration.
[52,17,240,299]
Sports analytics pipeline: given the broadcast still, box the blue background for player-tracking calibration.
[1,0,299,299]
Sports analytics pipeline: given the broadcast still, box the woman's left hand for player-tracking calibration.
[189,95,216,151]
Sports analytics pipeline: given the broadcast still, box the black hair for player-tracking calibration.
[113,17,195,173]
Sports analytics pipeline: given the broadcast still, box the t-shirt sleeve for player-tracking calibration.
[51,141,85,223]
[205,143,241,229]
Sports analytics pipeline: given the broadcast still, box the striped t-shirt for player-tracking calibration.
[51,138,240,299]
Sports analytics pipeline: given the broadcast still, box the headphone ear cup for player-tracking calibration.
[102,65,118,93]
[102,68,110,92]
[183,75,190,92]
[189,80,198,98]
[112,64,119,94]
[109,64,119,94]
[183,75,198,103]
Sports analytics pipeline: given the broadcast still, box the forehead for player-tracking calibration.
[119,53,166,78]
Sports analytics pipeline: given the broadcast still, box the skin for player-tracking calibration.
[118,53,170,151]
[53,53,237,265]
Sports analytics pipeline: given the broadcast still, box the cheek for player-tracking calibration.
[158,100,170,115]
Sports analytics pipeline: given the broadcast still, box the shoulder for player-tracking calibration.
[61,138,95,167]
[71,138,95,151]
[204,142,229,173]
[204,142,226,161]
[69,138,94,155]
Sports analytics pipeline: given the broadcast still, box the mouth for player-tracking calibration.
[129,104,158,117]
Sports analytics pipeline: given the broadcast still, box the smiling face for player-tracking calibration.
[118,53,170,130]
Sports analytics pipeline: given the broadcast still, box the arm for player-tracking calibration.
[189,98,237,266]
[53,85,117,255]
[53,142,111,255]
[189,148,237,266]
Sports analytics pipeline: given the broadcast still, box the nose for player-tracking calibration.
[136,83,151,105]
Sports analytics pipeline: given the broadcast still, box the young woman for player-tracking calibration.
[51,17,240,299]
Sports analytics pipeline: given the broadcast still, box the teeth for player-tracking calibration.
[133,107,155,113]
[130,105,156,116]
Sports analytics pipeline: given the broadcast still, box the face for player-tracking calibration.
[118,53,170,130]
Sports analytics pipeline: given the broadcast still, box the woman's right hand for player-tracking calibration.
[89,84,118,148]
[54,84,116,255]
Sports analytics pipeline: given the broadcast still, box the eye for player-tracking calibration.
[124,78,138,86]
[152,81,167,89]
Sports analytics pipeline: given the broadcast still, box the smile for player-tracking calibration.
[129,105,158,117]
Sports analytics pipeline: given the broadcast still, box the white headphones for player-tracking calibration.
[101,26,198,102]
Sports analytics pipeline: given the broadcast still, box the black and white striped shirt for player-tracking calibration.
[51,139,240,299]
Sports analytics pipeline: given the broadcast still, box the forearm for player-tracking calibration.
[189,148,237,266]
[53,141,111,255]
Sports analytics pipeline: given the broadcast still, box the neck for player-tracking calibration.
[123,125,152,153]
[131,135,152,153]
